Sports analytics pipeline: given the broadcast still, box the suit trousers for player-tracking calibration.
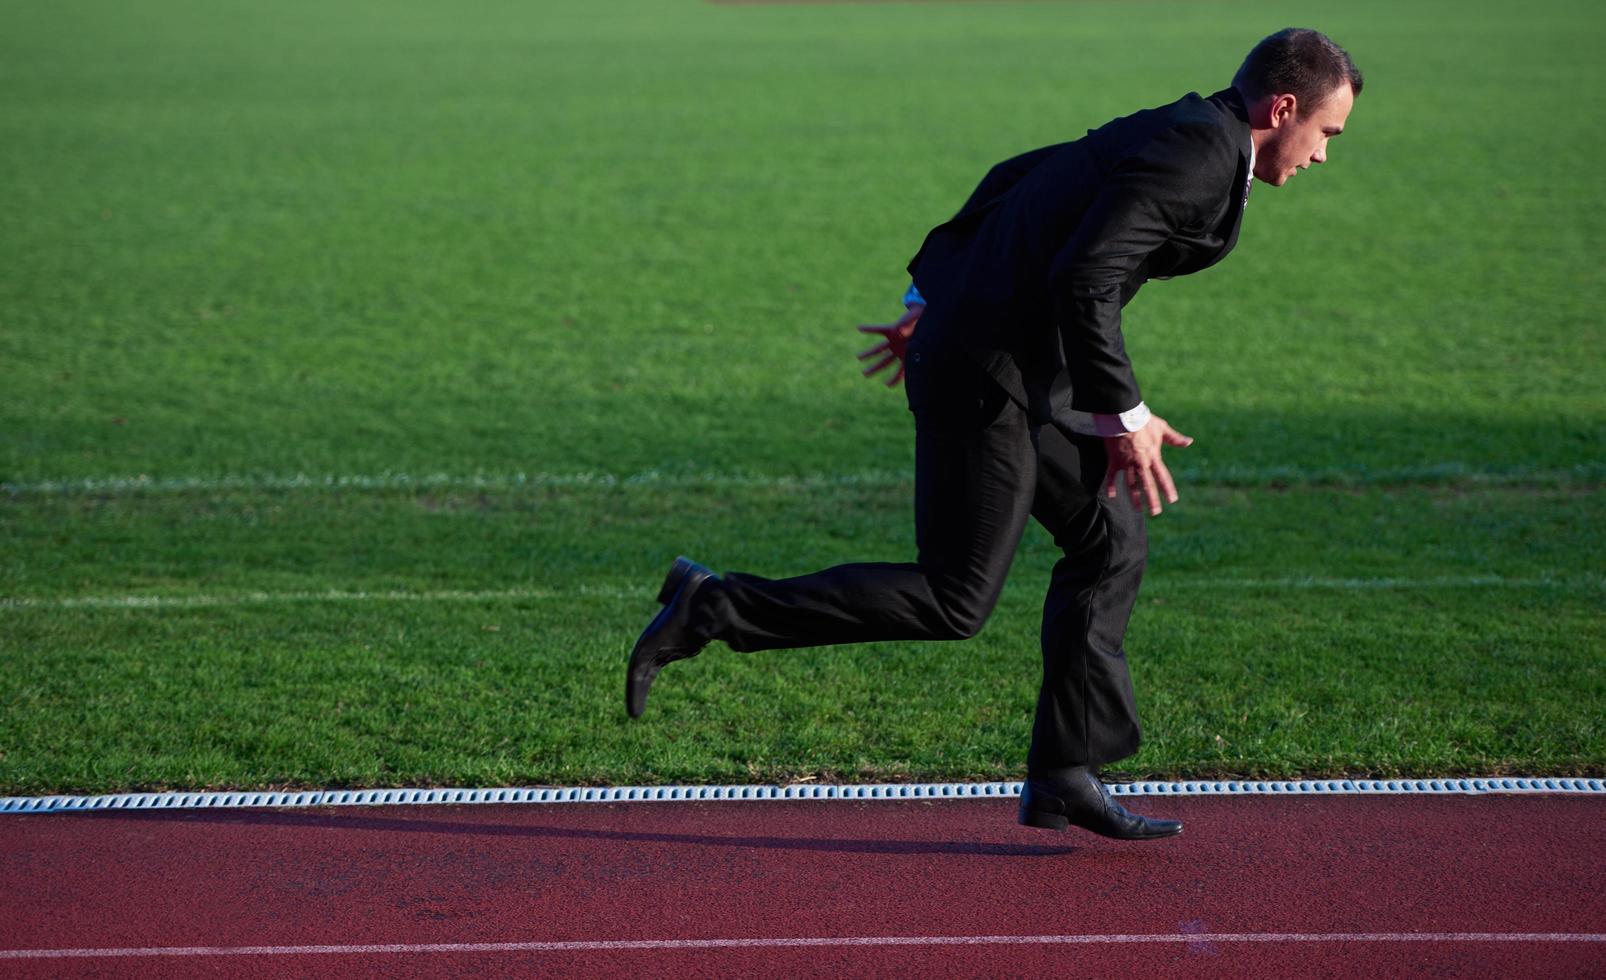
[692,346,1147,771]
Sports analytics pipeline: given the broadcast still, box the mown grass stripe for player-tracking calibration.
[5,462,1604,496]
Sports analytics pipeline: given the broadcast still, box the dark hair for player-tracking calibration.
[1234,28,1363,112]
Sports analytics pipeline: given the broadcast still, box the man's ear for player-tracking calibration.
[1267,93,1298,129]
[1246,92,1298,129]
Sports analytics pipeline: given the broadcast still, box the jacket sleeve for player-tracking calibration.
[1049,122,1231,414]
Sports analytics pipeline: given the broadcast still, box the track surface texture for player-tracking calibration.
[2,794,1603,978]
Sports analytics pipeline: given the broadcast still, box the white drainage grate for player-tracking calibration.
[1,777,1602,814]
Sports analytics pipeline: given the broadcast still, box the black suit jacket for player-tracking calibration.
[907,87,1253,421]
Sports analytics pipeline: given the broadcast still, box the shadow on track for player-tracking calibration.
[82,808,1080,857]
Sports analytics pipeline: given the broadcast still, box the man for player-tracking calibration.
[626,29,1362,840]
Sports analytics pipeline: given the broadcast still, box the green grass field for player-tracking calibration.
[3,0,1602,794]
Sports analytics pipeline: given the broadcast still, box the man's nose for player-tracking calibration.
[1313,143,1328,164]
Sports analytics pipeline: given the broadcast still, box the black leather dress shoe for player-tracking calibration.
[626,557,719,718]
[1018,767,1182,840]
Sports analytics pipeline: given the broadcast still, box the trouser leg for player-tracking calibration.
[696,362,1036,653]
[1025,420,1147,773]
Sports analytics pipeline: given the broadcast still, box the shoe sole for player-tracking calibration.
[627,557,710,719]
[1017,808,1070,832]
[625,606,672,719]
[1018,803,1184,839]
[656,556,698,605]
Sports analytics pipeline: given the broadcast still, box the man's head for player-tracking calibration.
[1234,28,1363,186]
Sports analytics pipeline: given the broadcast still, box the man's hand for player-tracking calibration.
[1102,414,1194,516]
[856,303,923,387]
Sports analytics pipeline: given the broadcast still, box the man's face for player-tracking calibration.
[1255,81,1354,186]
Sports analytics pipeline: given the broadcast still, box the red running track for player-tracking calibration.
[2,794,1603,978]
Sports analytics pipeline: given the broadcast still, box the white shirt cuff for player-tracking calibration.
[1091,402,1150,437]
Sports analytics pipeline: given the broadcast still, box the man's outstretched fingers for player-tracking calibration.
[1154,456,1179,504]
[862,353,896,377]
[1140,464,1164,516]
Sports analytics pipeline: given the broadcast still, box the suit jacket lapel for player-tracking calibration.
[1214,151,1250,259]
[1202,87,1254,269]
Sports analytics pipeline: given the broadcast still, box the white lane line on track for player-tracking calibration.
[4,462,1601,496]
[2,575,1596,611]
[3,933,1604,959]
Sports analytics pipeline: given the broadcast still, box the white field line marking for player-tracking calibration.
[4,462,1602,496]
[3,471,913,494]
[0,575,1595,612]
[1166,574,1601,590]
[0,586,644,610]
[2,933,1603,960]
